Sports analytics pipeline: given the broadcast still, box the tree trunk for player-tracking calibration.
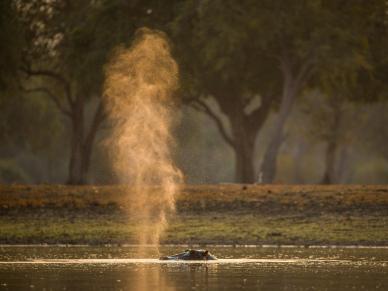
[321,101,341,184]
[261,130,285,183]
[233,131,256,183]
[293,140,307,183]
[67,96,85,185]
[67,99,105,185]
[335,146,349,183]
[261,79,296,183]
[67,143,84,184]
[194,94,272,184]
[228,107,259,183]
[19,67,104,185]
[321,139,337,184]
[67,139,94,185]
[260,55,312,183]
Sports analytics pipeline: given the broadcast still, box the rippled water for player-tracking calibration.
[0,246,387,290]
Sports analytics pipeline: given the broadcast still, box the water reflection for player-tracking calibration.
[126,262,213,291]
[0,247,387,290]
[131,265,172,291]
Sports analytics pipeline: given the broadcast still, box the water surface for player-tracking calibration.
[0,246,387,290]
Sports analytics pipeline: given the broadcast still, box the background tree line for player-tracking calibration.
[1,0,387,184]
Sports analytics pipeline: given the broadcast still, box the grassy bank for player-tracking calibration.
[1,184,388,245]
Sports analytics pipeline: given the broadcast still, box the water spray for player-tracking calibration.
[104,28,183,249]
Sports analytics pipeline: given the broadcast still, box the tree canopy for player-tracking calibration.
[1,0,387,184]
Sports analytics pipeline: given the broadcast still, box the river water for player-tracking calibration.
[0,246,387,290]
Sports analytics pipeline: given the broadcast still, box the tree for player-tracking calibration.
[1,0,61,164]
[15,0,173,184]
[308,0,388,184]
[258,0,379,183]
[16,0,109,184]
[0,0,23,92]
[298,92,362,184]
[171,0,281,183]
[172,0,371,183]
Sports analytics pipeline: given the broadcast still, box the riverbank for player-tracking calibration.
[1,184,387,245]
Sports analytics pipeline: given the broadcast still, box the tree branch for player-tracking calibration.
[22,86,72,117]
[84,99,106,151]
[295,56,315,89]
[248,94,275,132]
[20,66,74,108]
[192,98,235,148]
[279,46,316,94]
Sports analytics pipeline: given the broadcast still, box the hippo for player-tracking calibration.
[159,249,217,260]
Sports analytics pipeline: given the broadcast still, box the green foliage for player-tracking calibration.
[1,0,387,183]
[361,0,388,102]
[0,0,24,92]
[171,0,374,102]
[171,0,281,102]
[18,0,176,99]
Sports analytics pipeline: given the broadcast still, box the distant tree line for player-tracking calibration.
[1,0,387,184]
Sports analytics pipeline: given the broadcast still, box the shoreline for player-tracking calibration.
[1,244,388,249]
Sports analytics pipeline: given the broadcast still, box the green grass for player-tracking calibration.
[165,213,388,245]
[1,184,388,245]
[1,212,387,245]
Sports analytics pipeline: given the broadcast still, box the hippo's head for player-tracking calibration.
[186,249,210,259]
[159,249,217,260]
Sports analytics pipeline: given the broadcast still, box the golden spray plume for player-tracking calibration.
[104,28,183,249]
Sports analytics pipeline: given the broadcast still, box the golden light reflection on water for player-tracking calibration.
[0,259,387,290]
[1,258,386,266]
[1,246,388,290]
